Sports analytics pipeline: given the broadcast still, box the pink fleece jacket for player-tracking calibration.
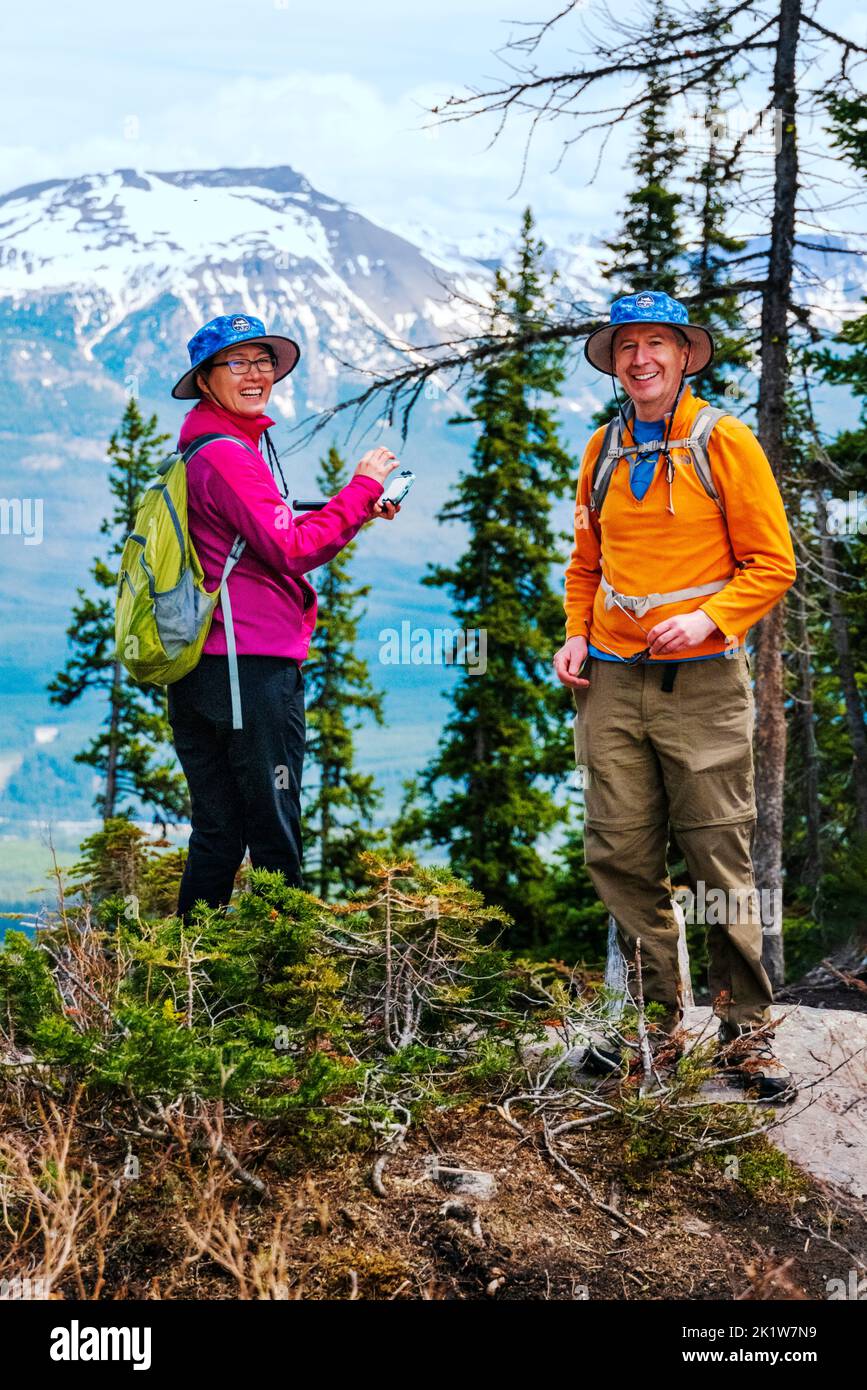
[178,399,383,660]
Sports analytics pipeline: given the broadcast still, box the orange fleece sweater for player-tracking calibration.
[563,384,797,658]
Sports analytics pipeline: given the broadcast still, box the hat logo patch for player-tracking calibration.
[635,295,654,308]
[231,317,251,331]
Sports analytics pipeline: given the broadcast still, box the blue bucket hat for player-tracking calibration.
[171,313,301,400]
[584,291,714,377]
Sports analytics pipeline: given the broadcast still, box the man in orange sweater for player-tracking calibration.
[553,291,797,1098]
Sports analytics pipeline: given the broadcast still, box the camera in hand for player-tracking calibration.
[292,471,415,514]
[379,469,415,508]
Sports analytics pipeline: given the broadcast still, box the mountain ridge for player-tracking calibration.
[0,161,863,849]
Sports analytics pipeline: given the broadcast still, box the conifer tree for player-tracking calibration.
[589,2,753,422]
[682,11,752,403]
[803,91,867,847]
[413,207,576,949]
[312,0,867,982]
[598,0,686,302]
[302,446,387,899]
[591,0,689,427]
[48,398,188,830]
[778,348,867,947]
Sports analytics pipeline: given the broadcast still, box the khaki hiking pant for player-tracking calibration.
[572,650,773,1032]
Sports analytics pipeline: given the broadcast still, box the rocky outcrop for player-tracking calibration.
[526,1005,867,1199]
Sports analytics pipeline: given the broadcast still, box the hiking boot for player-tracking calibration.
[580,1032,629,1075]
[578,1023,680,1073]
[580,1015,683,1077]
[714,1025,797,1101]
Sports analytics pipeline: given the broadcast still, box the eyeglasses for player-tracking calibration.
[211,355,277,376]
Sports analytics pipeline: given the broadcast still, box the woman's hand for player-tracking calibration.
[354,447,400,487]
[373,499,401,521]
[354,447,403,521]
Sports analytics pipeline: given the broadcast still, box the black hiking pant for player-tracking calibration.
[167,654,306,923]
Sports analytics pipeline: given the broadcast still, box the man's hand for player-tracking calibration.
[645,609,718,655]
[553,635,590,689]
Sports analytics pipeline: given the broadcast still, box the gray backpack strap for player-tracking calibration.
[218,534,246,730]
[590,403,634,515]
[590,399,729,519]
[686,406,728,516]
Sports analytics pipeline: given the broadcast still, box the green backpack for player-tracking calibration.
[114,432,257,729]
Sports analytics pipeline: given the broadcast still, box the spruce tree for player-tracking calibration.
[302,445,386,899]
[598,0,686,302]
[593,3,751,418]
[778,349,867,953]
[414,206,576,950]
[48,398,189,830]
[592,0,689,427]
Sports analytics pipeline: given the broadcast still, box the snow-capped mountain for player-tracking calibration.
[0,165,517,432]
[0,161,606,659]
[0,162,861,438]
[0,164,603,846]
[1,161,865,854]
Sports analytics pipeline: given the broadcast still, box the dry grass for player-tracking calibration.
[0,1089,120,1299]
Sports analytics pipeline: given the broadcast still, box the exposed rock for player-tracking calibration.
[524,1005,867,1200]
[424,1157,497,1201]
[687,1005,867,1201]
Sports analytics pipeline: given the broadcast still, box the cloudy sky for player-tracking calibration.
[3,0,865,254]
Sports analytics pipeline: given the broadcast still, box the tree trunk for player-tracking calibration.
[791,582,822,886]
[752,605,787,985]
[753,0,800,988]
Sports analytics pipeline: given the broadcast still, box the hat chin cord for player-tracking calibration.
[263,429,289,500]
[609,361,688,515]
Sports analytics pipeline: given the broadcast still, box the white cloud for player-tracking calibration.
[0,754,24,791]
[19,455,65,474]
[0,1,862,258]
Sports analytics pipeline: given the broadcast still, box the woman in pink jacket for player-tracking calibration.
[168,313,400,922]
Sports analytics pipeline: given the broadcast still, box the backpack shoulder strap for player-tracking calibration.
[590,406,633,516]
[181,432,261,731]
[179,432,261,464]
[154,432,261,477]
[686,406,729,516]
[588,403,732,519]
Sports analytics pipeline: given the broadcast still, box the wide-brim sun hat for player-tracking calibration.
[584,291,714,377]
[172,313,302,400]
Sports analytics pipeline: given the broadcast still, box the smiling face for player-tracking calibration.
[611,322,690,420]
[195,341,277,417]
